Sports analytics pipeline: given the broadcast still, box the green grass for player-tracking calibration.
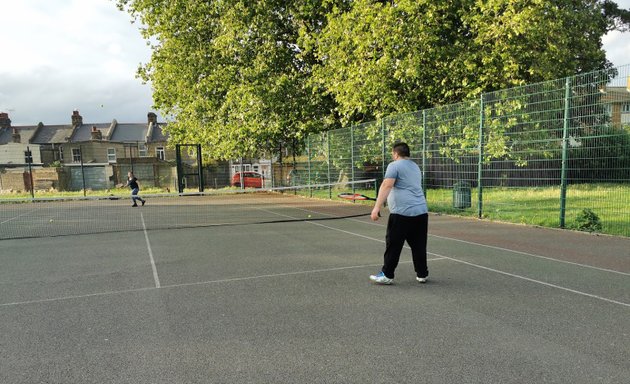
[427,183,630,237]
[0,186,171,199]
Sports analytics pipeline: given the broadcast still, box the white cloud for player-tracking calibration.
[0,0,155,125]
[1,0,629,126]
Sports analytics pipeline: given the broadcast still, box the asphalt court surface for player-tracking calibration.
[1,213,629,383]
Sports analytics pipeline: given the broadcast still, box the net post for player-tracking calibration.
[559,77,572,228]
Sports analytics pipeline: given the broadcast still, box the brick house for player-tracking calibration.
[0,110,176,191]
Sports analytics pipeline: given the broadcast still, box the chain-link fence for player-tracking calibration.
[298,65,630,237]
[3,66,629,236]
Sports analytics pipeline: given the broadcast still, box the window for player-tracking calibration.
[138,143,148,157]
[58,147,64,161]
[231,164,252,174]
[156,147,165,160]
[72,148,81,162]
[622,104,630,113]
[107,148,116,163]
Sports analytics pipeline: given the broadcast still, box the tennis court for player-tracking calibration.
[1,185,629,383]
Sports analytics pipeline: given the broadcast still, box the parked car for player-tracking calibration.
[231,171,264,188]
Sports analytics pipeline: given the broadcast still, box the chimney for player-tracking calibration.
[12,128,21,143]
[71,110,83,126]
[91,126,102,140]
[148,112,157,125]
[0,112,11,129]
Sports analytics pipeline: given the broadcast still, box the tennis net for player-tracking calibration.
[0,179,378,240]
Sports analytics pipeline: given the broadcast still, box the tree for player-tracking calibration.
[308,0,469,124]
[116,0,630,159]
[311,0,630,125]
[116,0,341,160]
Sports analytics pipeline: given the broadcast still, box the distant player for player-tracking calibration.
[125,171,146,207]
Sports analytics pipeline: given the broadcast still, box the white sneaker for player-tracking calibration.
[370,271,393,285]
[416,276,428,284]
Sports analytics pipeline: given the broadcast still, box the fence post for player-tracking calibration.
[327,131,331,198]
[381,119,386,180]
[350,125,355,193]
[196,144,204,192]
[26,146,34,198]
[559,77,572,228]
[78,145,87,196]
[477,95,484,218]
[422,111,427,194]
[239,158,244,189]
[307,135,312,196]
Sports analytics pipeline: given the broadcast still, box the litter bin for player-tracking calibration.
[453,181,471,209]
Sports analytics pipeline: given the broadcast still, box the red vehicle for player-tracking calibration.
[231,171,264,188]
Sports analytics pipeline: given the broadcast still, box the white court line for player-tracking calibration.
[0,286,157,307]
[0,259,446,307]
[343,215,630,276]
[429,252,630,308]
[158,259,447,289]
[141,212,161,288]
[2,208,626,308]
[429,234,630,277]
[260,207,630,308]
[0,208,40,225]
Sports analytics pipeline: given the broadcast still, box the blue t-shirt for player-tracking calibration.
[384,159,428,216]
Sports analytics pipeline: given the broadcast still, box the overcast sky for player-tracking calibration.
[1,0,629,126]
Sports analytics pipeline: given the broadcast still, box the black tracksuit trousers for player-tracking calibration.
[381,213,429,279]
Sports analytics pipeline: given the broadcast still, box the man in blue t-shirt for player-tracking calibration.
[370,142,428,285]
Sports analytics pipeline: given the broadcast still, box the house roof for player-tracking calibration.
[109,123,148,142]
[0,126,39,145]
[109,122,168,143]
[31,124,74,144]
[148,123,168,142]
[0,112,169,145]
[70,123,112,142]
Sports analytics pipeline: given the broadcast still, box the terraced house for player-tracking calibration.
[0,111,176,192]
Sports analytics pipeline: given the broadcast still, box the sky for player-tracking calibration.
[1,0,629,127]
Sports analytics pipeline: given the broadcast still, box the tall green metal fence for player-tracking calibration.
[296,65,630,237]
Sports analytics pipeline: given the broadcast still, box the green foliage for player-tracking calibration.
[574,208,603,232]
[115,0,629,160]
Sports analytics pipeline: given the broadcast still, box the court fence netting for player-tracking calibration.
[0,180,377,240]
[2,65,630,237]
[296,64,630,238]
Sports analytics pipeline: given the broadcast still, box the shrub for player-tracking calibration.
[574,208,602,232]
